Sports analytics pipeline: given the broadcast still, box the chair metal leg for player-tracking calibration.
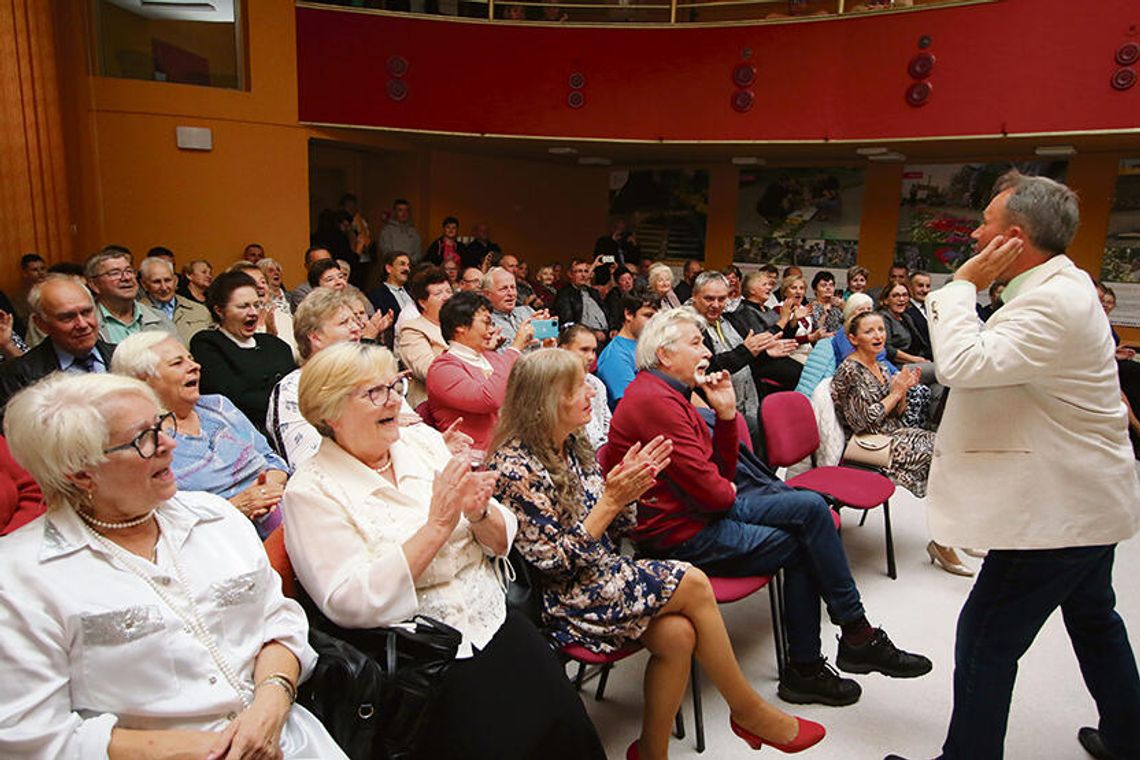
[769,574,788,679]
[595,663,612,701]
[573,661,586,690]
[691,657,705,753]
[674,707,686,739]
[883,499,897,579]
[858,509,868,527]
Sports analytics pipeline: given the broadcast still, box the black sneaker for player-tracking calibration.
[836,628,932,678]
[1078,727,1121,760]
[777,658,862,706]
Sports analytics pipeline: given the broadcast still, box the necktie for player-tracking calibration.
[75,354,97,373]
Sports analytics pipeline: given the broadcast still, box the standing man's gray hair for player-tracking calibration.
[992,170,1079,256]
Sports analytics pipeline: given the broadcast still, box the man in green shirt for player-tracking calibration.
[84,248,178,346]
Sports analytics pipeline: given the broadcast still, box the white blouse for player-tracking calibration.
[0,491,344,759]
[282,426,518,659]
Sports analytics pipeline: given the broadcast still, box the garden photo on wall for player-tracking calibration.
[608,169,708,261]
[734,167,864,267]
[1101,158,1140,327]
[895,161,1068,273]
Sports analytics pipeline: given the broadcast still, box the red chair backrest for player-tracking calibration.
[761,391,820,467]
[264,527,297,599]
[415,400,441,431]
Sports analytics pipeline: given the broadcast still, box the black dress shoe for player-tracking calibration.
[1079,727,1121,760]
[837,628,933,678]
[777,658,862,706]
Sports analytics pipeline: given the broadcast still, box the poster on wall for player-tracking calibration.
[895,161,1068,276]
[1101,159,1140,328]
[733,167,864,271]
[608,169,708,261]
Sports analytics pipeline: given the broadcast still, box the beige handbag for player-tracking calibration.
[842,433,893,469]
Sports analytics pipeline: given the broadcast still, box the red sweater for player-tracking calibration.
[0,435,44,535]
[425,347,520,454]
[604,371,740,551]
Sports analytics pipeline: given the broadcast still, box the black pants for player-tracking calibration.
[418,611,606,760]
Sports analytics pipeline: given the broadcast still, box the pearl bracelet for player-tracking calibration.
[256,674,297,704]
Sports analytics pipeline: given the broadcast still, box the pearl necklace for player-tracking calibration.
[76,508,156,530]
[82,518,252,708]
[374,456,393,474]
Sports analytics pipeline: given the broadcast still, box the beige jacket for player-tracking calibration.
[397,316,446,407]
[926,255,1140,550]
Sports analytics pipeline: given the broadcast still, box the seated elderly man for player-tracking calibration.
[606,307,932,707]
[484,266,537,350]
[137,256,212,345]
[0,275,115,419]
[553,258,608,343]
[84,248,178,345]
[689,272,797,454]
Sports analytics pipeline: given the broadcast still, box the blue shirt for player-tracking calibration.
[52,343,107,374]
[171,395,289,537]
[596,335,638,410]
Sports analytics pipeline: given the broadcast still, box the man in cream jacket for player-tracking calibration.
[888,172,1140,760]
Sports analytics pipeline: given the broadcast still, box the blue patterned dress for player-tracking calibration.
[487,437,688,654]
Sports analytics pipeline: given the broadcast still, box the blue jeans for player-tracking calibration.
[659,489,865,664]
[943,545,1140,760]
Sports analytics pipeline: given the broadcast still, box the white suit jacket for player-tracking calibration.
[926,255,1140,550]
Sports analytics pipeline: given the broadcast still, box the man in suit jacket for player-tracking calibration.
[891,173,1140,760]
[903,270,932,357]
[0,276,115,420]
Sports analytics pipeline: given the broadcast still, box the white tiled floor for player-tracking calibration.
[580,478,1140,759]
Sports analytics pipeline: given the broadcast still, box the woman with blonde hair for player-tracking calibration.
[487,349,825,760]
[648,263,682,308]
[281,342,605,760]
[0,373,343,758]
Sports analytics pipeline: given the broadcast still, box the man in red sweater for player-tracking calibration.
[606,307,931,707]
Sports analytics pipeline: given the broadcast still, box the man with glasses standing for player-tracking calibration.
[84,248,177,345]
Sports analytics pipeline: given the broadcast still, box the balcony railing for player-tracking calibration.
[302,0,991,25]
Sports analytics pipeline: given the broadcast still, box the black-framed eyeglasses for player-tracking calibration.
[104,412,177,458]
[363,377,408,407]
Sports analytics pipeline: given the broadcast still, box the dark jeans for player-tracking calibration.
[943,545,1140,760]
[659,489,865,664]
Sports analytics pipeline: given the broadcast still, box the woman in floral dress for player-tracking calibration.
[831,311,972,577]
[486,349,824,760]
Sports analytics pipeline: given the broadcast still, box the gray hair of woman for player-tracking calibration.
[298,341,398,437]
[647,263,675,290]
[109,331,177,379]
[4,373,161,511]
[292,288,357,362]
[842,293,875,333]
[490,348,595,503]
[634,306,707,371]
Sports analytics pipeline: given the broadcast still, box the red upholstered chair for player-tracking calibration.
[263,527,297,599]
[414,400,441,430]
[761,392,898,579]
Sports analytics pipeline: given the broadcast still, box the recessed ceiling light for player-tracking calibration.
[731,156,765,166]
[1034,145,1077,157]
[578,156,612,166]
[548,146,578,155]
[856,147,890,156]
[868,151,907,162]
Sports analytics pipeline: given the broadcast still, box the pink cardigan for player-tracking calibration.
[425,348,520,454]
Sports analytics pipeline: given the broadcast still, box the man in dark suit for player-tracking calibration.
[553,258,607,343]
[904,270,932,357]
[0,276,115,419]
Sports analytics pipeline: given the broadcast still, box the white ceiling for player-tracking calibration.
[104,0,236,23]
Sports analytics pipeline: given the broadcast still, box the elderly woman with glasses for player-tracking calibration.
[281,342,604,760]
[112,332,290,539]
[191,271,297,436]
[0,373,345,759]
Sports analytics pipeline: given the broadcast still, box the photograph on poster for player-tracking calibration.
[895,161,1068,274]
[734,167,864,267]
[1101,159,1140,327]
[608,169,708,261]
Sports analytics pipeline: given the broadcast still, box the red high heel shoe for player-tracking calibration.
[626,739,640,760]
[730,716,827,753]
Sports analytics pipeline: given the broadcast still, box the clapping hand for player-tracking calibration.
[764,338,799,358]
[428,454,499,532]
[604,435,673,505]
[362,309,394,340]
[891,365,920,394]
[742,329,777,356]
[441,418,474,456]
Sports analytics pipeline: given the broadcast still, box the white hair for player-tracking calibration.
[26,274,92,318]
[4,373,160,511]
[138,256,175,279]
[635,306,706,371]
[647,263,674,288]
[110,331,180,379]
[481,266,511,292]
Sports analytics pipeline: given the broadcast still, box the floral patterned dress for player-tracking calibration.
[486,438,688,654]
[831,359,935,498]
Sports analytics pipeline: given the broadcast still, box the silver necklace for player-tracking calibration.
[82,519,252,708]
[76,508,156,530]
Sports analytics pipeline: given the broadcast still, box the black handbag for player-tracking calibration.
[504,547,543,625]
[297,586,462,760]
[298,629,391,760]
